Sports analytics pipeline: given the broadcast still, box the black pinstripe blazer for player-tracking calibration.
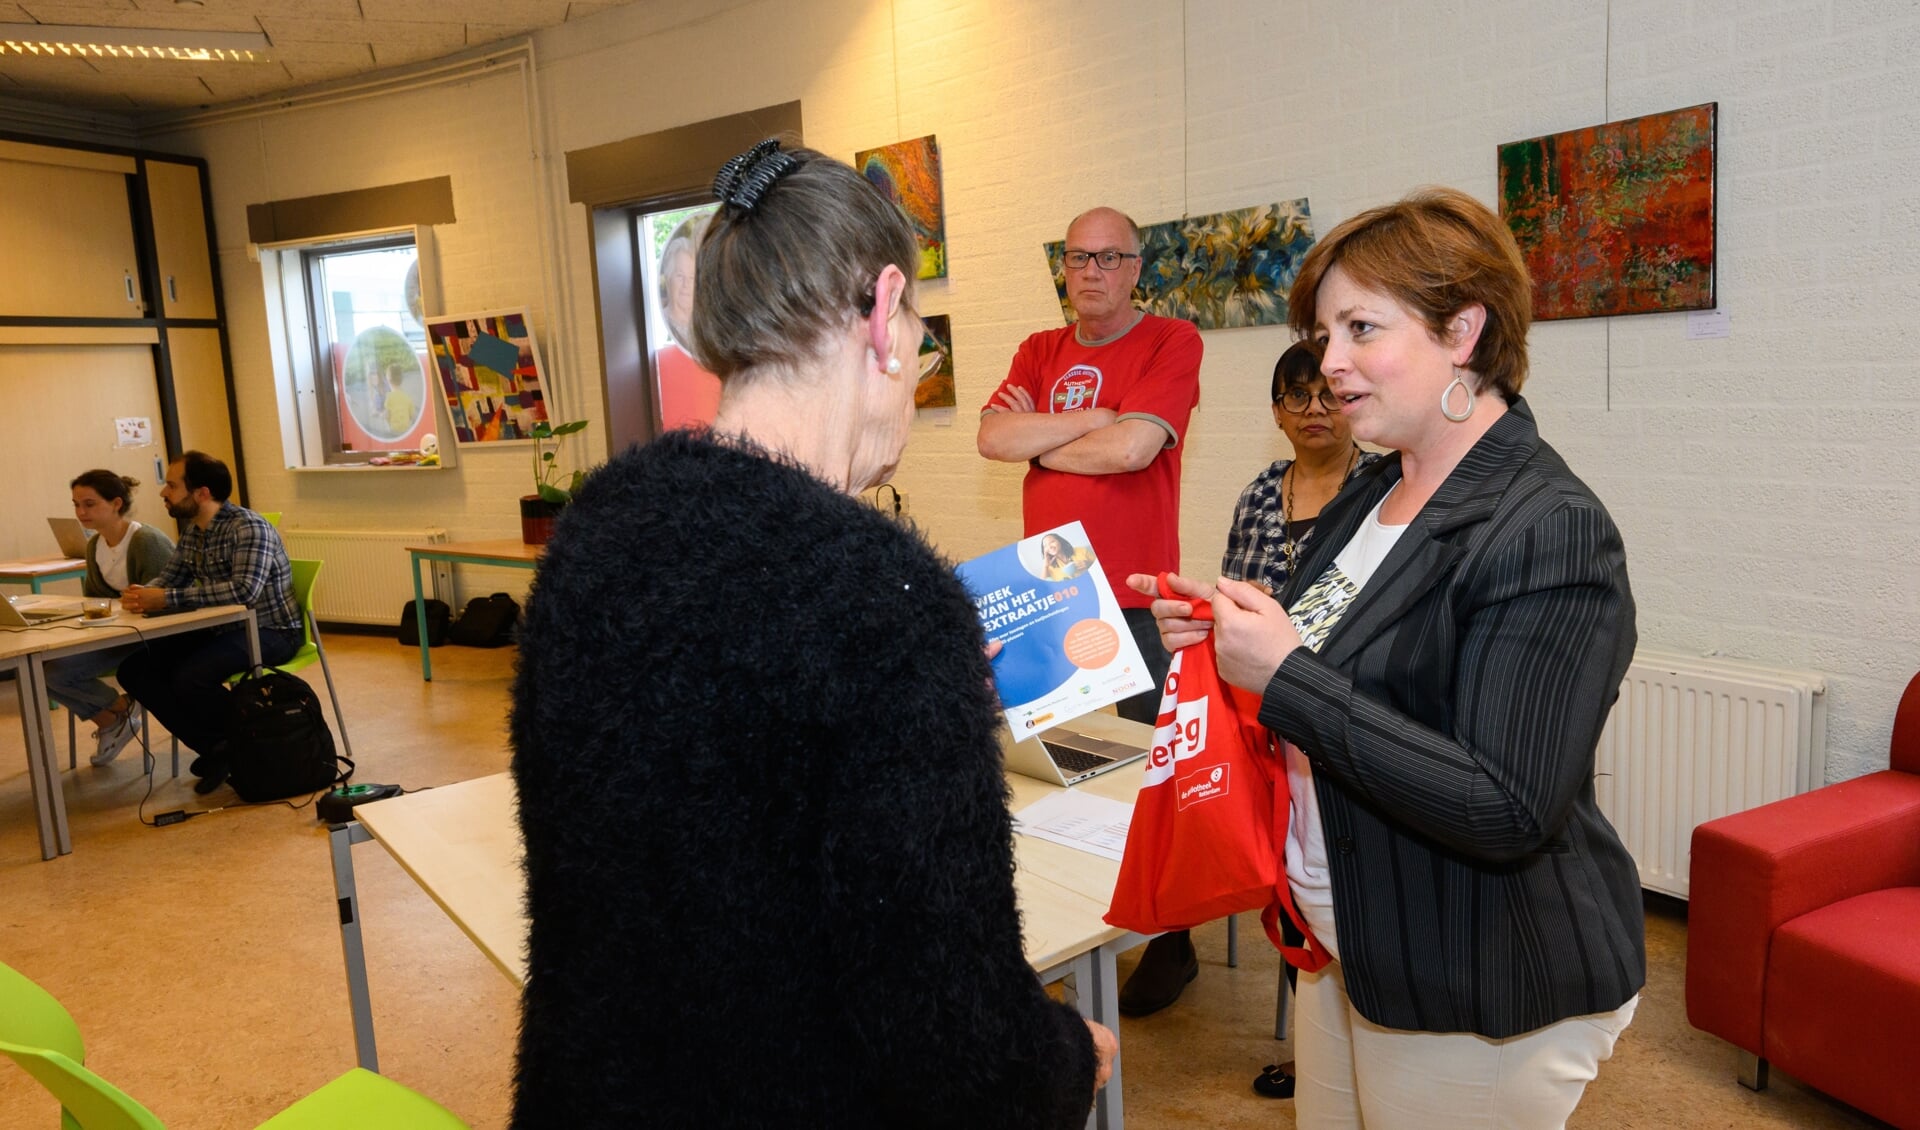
[1260,397,1646,1039]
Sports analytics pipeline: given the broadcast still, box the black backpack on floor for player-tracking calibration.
[227,666,350,802]
[398,598,452,647]
[448,592,521,648]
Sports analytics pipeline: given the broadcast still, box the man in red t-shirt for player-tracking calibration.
[980,206,1204,1020]
[978,206,1202,725]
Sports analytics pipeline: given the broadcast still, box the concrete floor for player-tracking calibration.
[0,632,1894,1128]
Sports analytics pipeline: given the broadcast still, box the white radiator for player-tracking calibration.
[281,527,449,625]
[1594,648,1827,899]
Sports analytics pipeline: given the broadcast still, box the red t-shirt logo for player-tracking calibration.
[1051,365,1103,412]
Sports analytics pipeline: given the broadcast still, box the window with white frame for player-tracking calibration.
[260,226,451,469]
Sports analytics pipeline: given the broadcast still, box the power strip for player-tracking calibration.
[316,782,405,823]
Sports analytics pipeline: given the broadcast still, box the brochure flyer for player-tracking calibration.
[955,520,1150,733]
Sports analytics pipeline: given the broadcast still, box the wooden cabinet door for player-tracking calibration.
[167,327,238,472]
[147,160,219,320]
[0,154,144,318]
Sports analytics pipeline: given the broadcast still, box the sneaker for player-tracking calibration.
[1118,930,1199,1016]
[90,705,143,766]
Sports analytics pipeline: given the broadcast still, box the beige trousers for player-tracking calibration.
[1293,962,1638,1130]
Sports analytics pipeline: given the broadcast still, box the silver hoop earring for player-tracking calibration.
[1440,373,1475,422]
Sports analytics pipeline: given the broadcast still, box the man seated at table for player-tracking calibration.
[118,451,303,795]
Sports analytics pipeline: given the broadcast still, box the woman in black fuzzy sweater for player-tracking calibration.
[510,142,1108,1129]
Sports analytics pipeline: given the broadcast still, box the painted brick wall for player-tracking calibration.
[162,0,1917,779]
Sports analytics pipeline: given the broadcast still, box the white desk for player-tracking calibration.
[330,730,1157,1130]
[1,601,259,859]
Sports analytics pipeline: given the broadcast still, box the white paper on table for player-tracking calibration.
[1013,789,1134,862]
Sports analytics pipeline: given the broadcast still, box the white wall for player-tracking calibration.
[153,0,1918,779]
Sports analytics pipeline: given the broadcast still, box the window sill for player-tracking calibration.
[287,463,452,473]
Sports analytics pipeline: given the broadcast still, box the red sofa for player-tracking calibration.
[1687,670,1920,1129]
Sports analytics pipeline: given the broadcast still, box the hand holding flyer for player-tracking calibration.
[956,521,1150,733]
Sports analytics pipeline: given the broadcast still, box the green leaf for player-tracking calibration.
[542,451,556,463]
[567,469,586,494]
[530,422,554,439]
[537,483,571,504]
[553,420,589,436]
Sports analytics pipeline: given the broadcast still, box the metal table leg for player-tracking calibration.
[412,553,432,681]
[9,661,58,860]
[329,821,380,1072]
[23,656,69,856]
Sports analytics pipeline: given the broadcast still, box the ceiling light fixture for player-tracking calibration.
[0,23,271,62]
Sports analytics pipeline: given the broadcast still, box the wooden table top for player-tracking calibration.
[0,557,85,577]
[0,602,251,663]
[404,539,544,564]
[354,722,1154,989]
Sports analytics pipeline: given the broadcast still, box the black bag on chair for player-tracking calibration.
[398,598,452,647]
[448,592,521,648]
[227,666,349,802]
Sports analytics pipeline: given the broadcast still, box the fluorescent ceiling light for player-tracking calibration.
[0,23,272,62]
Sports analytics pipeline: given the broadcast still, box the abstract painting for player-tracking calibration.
[916,313,955,411]
[425,308,553,445]
[1498,103,1717,320]
[1043,201,1316,330]
[856,135,947,280]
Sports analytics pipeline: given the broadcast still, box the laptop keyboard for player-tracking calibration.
[1041,741,1115,774]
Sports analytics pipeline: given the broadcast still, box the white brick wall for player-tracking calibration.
[158,0,1916,780]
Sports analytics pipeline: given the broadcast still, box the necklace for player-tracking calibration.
[1281,445,1360,579]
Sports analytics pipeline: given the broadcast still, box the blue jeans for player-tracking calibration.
[45,643,142,719]
[115,625,302,758]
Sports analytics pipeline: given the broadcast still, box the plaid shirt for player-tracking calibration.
[149,502,302,633]
[1220,451,1382,595]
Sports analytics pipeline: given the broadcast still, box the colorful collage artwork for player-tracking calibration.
[856,135,948,280]
[1498,103,1717,320]
[1043,201,1317,330]
[425,309,553,445]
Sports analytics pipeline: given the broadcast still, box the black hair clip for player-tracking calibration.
[712,139,800,213]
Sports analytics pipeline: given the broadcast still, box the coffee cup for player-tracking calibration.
[82,598,112,620]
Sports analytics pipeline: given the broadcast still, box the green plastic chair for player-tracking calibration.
[258,511,282,527]
[0,960,466,1129]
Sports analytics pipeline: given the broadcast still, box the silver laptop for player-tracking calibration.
[48,517,91,559]
[0,597,82,628]
[1001,712,1152,787]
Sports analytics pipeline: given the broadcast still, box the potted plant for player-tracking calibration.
[521,418,589,545]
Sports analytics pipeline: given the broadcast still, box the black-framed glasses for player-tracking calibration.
[1278,387,1340,414]
[1062,250,1141,271]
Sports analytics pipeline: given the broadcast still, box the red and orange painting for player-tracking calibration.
[1498,103,1716,321]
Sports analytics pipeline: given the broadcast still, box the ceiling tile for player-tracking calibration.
[465,21,537,45]
[0,2,35,20]
[278,55,370,83]
[191,58,295,98]
[362,0,567,26]
[13,0,136,11]
[565,1,628,18]
[16,3,261,30]
[268,38,371,63]
[127,0,362,17]
[259,13,461,47]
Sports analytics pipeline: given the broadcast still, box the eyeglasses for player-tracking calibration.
[1061,250,1141,271]
[1278,387,1341,414]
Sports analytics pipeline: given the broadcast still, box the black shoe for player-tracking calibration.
[1253,1063,1296,1099]
[189,755,209,777]
[193,762,229,795]
[1118,930,1199,1016]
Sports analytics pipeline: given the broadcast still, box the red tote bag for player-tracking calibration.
[1104,576,1331,973]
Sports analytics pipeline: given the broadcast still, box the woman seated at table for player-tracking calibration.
[44,470,174,766]
[1136,187,1643,1127]
[510,140,1113,1129]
